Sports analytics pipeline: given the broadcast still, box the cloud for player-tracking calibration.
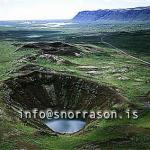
[0,0,9,5]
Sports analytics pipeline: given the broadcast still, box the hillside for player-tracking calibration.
[73,6,150,22]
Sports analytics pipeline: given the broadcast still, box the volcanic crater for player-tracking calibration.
[3,42,126,134]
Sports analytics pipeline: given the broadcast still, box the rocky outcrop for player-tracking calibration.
[39,54,77,65]
[19,42,82,57]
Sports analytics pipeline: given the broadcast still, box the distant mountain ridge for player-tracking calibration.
[73,6,150,22]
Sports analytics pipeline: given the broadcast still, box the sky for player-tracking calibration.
[0,0,150,20]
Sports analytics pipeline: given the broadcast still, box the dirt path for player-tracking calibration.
[101,35,150,66]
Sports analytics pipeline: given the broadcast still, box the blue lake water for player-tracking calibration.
[45,119,86,134]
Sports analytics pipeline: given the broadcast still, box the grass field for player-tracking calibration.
[0,22,150,149]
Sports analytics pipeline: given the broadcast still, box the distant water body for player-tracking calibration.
[0,21,77,30]
[26,35,43,38]
[45,22,75,27]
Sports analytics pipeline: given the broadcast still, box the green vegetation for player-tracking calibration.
[35,45,150,102]
[0,23,150,149]
[104,30,150,61]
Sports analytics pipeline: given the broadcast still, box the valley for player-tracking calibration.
[0,21,150,149]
